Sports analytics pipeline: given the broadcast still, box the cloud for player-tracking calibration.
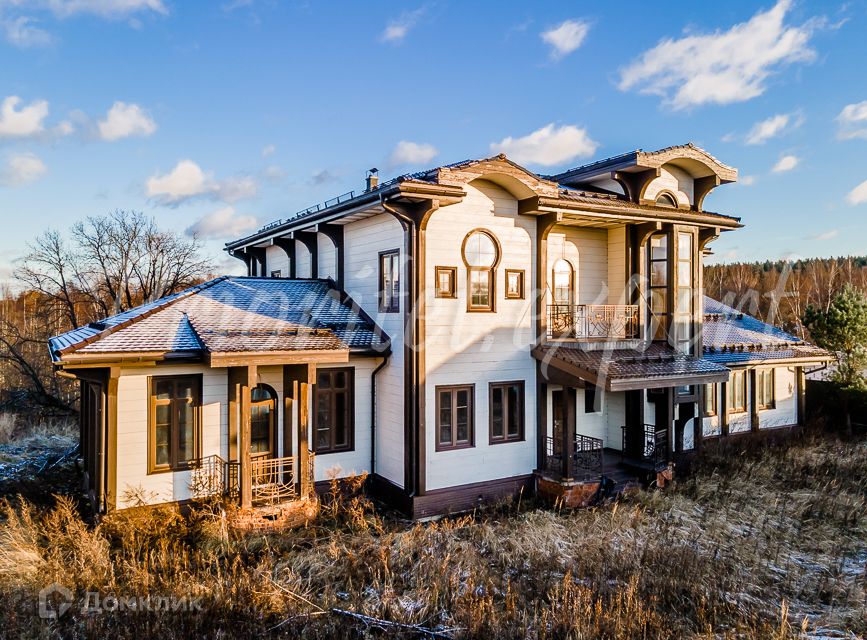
[389,140,438,166]
[618,1,817,110]
[772,154,799,173]
[809,229,839,241]
[185,206,259,240]
[380,7,424,43]
[262,165,284,182]
[847,179,867,206]
[490,123,598,167]
[745,112,803,145]
[739,175,757,186]
[36,0,168,19]
[540,19,589,60]
[261,144,276,158]
[146,159,258,207]
[97,101,156,140]
[0,152,47,186]
[311,169,336,186]
[836,100,867,140]
[0,96,49,138]
[2,15,52,46]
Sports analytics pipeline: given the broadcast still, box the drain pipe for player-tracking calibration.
[370,354,390,476]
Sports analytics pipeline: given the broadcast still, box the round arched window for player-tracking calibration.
[655,193,677,208]
[250,385,276,456]
[462,230,500,311]
[552,259,574,306]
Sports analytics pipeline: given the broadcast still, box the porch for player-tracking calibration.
[190,451,315,505]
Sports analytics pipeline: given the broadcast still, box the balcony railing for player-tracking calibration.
[621,424,668,471]
[547,304,639,340]
[544,433,604,479]
[190,452,314,505]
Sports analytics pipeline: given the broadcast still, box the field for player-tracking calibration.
[0,418,864,639]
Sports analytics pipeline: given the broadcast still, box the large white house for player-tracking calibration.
[50,144,831,516]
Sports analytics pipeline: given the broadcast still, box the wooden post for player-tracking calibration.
[562,386,577,480]
[298,378,311,497]
[720,382,730,437]
[536,378,547,470]
[695,384,705,454]
[796,366,806,426]
[749,369,760,432]
[239,365,256,509]
[106,366,120,512]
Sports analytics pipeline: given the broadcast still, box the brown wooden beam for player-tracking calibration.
[106,366,119,511]
[298,378,311,497]
[720,382,730,437]
[562,386,577,480]
[239,364,257,509]
[749,369,760,432]
[796,366,806,426]
[227,367,244,463]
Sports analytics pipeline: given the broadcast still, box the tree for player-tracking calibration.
[803,284,867,390]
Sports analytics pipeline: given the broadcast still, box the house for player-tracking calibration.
[50,144,831,517]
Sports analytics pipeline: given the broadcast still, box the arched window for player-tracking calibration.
[655,193,677,208]
[462,230,500,311]
[552,259,574,306]
[250,385,276,457]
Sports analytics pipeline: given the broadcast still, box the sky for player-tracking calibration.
[1,0,866,285]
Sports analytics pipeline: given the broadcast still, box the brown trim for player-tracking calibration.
[504,269,525,300]
[250,383,278,457]
[312,366,355,454]
[147,374,203,475]
[434,266,457,299]
[106,367,119,511]
[756,368,775,411]
[749,368,760,432]
[461,228,501,313]
[703,383,718,417]
[434,384,475,451]
[727,369,748,414]
[411,474,534,519]
[378,248,401,313]
[282,368,295,458]
[207,349,349,368]
[489,380,525,444]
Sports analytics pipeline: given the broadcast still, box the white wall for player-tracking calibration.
[758,366,797,429]
[318,233,337,280]
[295,239,312,278]
[424,179,537,490]
[607,226,627,305]
[265,245,290,277]
[702,383,722,437]
[343,212,406,487]
[644,164,694,207]
[546,226,609,305]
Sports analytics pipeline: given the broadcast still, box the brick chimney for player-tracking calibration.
[365,167,379,192]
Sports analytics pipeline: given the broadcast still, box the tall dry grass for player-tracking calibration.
[0,433,864,639]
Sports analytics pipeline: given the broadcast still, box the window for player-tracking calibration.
[435,266,457,299]
[552,259,573,306]
[270,270,282,278]
[584,384,601,413]
[728,370,747,414]
[505,269,525,299]
[490,381,524,443]
[148,375,201,473]
[314,368,354,453]
[675,232,694,353]
[704,384,718,416]
[379,249,400,313]
[757,369,775,410]
[436,385,474,450]
[462,230,499,312]
[250,385,276,457]
[656,193,677,208]
[647,233,669,341]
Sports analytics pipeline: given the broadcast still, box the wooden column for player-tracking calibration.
[536,379,547,470]
[796,366,806,426]
[239,365,257,509]
[695,385,705,453]
[561,386,577,480]
[106,366,120,512]
[749,369,760,432]
[227,367,245,462]
[284,363,315,497]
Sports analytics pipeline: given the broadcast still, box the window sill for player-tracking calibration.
[313,447,355,456]
[435,443,475,452]
[489,437,525,445]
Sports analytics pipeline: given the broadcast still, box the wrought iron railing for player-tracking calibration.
[544,434,604,478]
[621,424,668,470]
[189,452,313,504]
[547,304,639,340]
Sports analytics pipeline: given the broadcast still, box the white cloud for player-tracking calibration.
[618,1,817,110]
[185,206,259,240]
[836,100,867,140]
[772,154,799,173]
[146,159,258,207]
[0,96,49,138]
[745,112,803,145]
[2,15,52,46]
[389,140,438,166]
[262,165,284,182]
[380,7,424,43]
[261,144,276,158]
[37,0,168,19]
[810,229,839,241]
[847,179,867,206]
[540,19,589,60]
[739,175,757,186]
[97,101,156,140]
[490,123,598,167]
[0,152,47,187]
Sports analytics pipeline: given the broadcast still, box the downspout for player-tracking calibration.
[370,354,390,476]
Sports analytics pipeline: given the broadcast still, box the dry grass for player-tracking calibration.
[0,432,864,639]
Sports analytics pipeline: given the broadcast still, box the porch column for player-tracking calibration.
[283,363,316,497]
[749,369,760,432]
[536,380,548,470]
[561,386,577,480]
[106,366,120,511]
[695,385,705,453]
[239,365,257,509]
[720,382,730,437]
[795,366,806,426]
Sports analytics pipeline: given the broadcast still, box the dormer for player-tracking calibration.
[548,143,738,212]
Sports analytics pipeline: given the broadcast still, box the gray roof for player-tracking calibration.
[49,277,390,363]
[702,297,830,366]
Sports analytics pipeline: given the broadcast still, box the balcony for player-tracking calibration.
[547,304,640,341]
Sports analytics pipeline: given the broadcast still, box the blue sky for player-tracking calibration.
[1,0,866,283]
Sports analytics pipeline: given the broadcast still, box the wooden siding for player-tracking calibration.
[644,165,694,207]
[265,245,289,277]
[546,227,610,305]
[295,239,312,278]
[318,233,337,280]
[424,180,537,491]
[607,226,627,305]
[544,386,626,450]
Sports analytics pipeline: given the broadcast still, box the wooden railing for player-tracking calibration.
[621,424,668,471]
[544,433,604,478]
[547,304,639,340]
[190,452,314,505]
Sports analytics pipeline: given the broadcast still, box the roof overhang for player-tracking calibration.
[206,348,350,368]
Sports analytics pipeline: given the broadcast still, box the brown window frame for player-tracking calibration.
[504,269,525,300]
[727,370,747,414]
[313,367,355,454]
[378,249,400,313]
[435,265,457,299]
[489,381,525,444]
[250,384,277,458]
[704,383,718,417]
[148,375,202,474]
[435,384,475,451]
[461,229,500,313]
[757,369,776,410]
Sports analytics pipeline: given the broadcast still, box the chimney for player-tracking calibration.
[365,167,379,192]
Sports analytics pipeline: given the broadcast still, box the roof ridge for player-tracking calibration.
[56,276,229,357]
